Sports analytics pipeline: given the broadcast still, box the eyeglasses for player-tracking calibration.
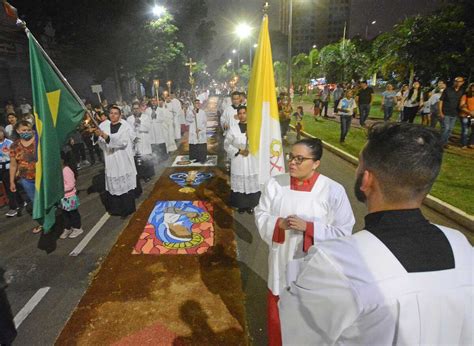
[286,153,315,165]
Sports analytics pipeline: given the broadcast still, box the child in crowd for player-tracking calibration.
[59,151,84,239]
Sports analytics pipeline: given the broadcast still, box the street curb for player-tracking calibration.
[294,127,474,232]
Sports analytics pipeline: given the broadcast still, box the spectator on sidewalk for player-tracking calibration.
[0,126,24,217]
[429,80,446,128]
[459,82,474,149]
[312,93,321,119]
[356,81,373,126]
[320,85,330,118]
[279,123,473,346]
[381,84,397,121]
[19,98,32,115]
[396,84,409,122]
[332,84,344,115]
[420,88,433,126]
[402,81,423,123]
[337,90,358,143]
[69,130,90,170]
[278,93,293,143]
[9,120,42,234]
[292,106,304,141]
[439,76,465,146]
[4,113,17,140]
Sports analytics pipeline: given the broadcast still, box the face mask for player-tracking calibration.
[20,132,33,140]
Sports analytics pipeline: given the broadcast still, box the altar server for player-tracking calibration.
[96,106,137,217]
[221,91,242,132]
[224,105,260,214]
[255,138,355,346]
[279,123,473,346]
[164,91,184,140]
[186,99,208,164]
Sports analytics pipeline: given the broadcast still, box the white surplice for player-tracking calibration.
[224,123,259,194]
[166,98,183,139]
[145,106,165,145]
[98,120,137,196]
[255,173,355,296]
[279,226,473,345]
[159,106,177,152]
[221,105,239,131]
[186,108,207,144]
[127,113,152,156]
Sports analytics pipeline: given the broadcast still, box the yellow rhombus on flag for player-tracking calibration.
[247,14,285,186]
[29,34,85,232]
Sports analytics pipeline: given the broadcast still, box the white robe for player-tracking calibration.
[279,226,473,345]
[221,105,239,131]
[255,173,355,295]
[145,106,165,145]
[127,113,152,156]
[160,106,177,153]
[224,123,259,194]
[186,108,207,144]
[166,98,184,139]
[98,120,137,196]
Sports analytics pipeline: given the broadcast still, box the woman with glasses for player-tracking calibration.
[255,138,355,346]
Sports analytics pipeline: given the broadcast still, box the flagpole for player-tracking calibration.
[17,20,98,126]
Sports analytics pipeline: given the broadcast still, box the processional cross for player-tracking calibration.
[185,58,197,92]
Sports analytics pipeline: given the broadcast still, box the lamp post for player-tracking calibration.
[287,0,293,93]
[365,20,376,39]
[152,5,166,17]
[166,80,172,93]
[250,43,257,68]
[235,23,252,70]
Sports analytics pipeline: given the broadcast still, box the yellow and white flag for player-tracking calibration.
[247,14,285,185]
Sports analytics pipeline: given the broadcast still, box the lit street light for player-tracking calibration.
[235,22,252,70]
[365,20,377,39]
[152,5,166,17]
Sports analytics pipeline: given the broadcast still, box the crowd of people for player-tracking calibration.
[1,84,472,346]
[288,77,474,148]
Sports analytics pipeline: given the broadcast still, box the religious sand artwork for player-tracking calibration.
[172,155,218,167]
[169,171,214,193]
[132,201,214,255]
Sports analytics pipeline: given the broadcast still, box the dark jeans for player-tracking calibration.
[383,105,394,121]
[430,111,440,128]
[333,99,341,114]
[441,116,457,144]
[402,106,418,123]
[320,101,329,117]
[62,209,81,229]
[460,117,473,146]
[359,104,371,125]
[83,135,102,164]
[340,115,352,142]
[0,167,22,210]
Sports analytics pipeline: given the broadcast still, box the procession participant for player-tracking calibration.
[186,99,208,164]
[224,106,260,214]
[164,91,184,140]
[158,97,177,154]
[255,138,355,346]
[95,106,137,217]
[221,91,242,132]
[144,98,162,158]
[279,123,473,345]
[128,102,154,181]
[278,93,293,143]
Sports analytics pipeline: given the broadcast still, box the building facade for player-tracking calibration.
[280,0,351,54]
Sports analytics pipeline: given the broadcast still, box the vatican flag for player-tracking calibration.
[247,14,285,186]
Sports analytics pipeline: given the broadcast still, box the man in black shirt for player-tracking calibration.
[356,81,373,126]
[439,76,465,146]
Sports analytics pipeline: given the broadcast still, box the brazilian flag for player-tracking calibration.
[29,34,85,232]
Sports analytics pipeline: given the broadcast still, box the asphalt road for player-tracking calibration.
[1,99,471,345]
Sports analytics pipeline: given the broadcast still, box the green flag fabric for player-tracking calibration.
[29,34,85,232]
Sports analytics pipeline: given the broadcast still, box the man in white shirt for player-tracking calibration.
[186,99,207,163]
[279,122,473,345]
[19,98,32,115]
[221,91,242,133]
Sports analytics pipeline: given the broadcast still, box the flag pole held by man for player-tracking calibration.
[28,28,85,232]
[247,5,285,186]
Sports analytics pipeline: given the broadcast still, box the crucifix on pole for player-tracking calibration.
[185,57,197,97]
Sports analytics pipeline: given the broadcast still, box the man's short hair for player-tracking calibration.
[109,105,122,114]
[361,123,443,202]
[231,91,240,98]
[237,105,247,112]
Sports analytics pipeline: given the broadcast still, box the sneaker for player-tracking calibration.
[69,228,84,239]
[5,209,17,217]
[60,228,72,239]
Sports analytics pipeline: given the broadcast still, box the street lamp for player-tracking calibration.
[152,5,166,17]
[235,22,252,70]
[312,44,317,49]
